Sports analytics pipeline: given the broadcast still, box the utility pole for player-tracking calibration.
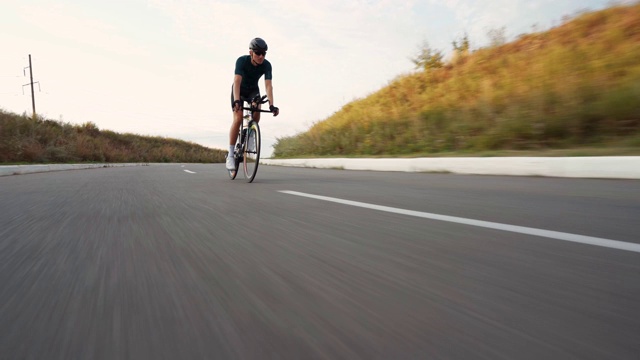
[23,54,40,120]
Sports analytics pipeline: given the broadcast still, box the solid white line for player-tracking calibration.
[184,170,196,174]
[279,190,640,254]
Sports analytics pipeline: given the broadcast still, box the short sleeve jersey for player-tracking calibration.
[234,55,272,92]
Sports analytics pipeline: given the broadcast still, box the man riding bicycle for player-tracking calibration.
[226,37,280,170]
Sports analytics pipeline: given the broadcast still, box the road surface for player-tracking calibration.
[1,164,639,359]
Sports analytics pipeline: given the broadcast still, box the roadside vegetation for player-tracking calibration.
[2,5,638,164]
[273,4,640,158]
[0,110,226,164]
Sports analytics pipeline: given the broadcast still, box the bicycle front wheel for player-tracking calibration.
[243,121,261,183]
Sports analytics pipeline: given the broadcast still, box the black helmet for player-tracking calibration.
[249,37,268,51]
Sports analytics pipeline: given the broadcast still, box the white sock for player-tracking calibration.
[228,145,235,154]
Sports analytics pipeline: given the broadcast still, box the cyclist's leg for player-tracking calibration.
[253,105,262,123]
[229,111,242,145]
[229,85,243,148]
[248,88,261,123]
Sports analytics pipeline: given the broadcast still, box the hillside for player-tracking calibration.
[0,110,226,164]
[273,4,640,157]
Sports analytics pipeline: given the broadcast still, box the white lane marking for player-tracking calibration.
[279,190,640,254]
[184,170,196,174]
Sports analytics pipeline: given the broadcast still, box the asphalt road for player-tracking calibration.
[1,164,639,360]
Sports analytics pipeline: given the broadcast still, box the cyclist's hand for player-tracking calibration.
[233,100,242,112]
[270,105,279,117]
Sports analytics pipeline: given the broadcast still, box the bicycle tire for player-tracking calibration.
[243,121,261,183]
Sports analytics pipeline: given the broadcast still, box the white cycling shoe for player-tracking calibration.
[225,154,236,170]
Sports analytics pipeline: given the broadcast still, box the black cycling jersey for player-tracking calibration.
[234,55,272,93]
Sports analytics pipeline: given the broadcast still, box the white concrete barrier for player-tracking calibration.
[261,157,640,179]
[0,163,148,177]
[2,159,638,179]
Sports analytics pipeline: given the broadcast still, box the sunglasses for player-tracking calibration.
[253,50,266,57]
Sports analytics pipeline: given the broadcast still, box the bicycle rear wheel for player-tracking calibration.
[227,154,240,179]
[243,121,261,183]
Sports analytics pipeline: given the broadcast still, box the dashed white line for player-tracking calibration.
[279,190,640,253]
[184,170,196,174]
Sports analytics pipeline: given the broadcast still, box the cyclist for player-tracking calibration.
[226,37,280,170]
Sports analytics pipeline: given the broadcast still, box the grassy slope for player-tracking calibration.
[0,111,226,164]
[273,4,640,158]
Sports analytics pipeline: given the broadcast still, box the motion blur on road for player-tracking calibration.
[1,164,639,359]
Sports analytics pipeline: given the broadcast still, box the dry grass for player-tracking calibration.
[0,111,226,164]
[273,4,640,158]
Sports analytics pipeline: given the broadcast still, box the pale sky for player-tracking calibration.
[0,0,616,156]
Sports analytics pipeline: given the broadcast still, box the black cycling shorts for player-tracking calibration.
[230,85,260,109]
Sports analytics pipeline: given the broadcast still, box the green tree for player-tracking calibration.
[411,41,444,70]
[452,33,471,54]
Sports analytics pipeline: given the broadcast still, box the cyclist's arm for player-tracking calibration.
[233,75,242,102]
[232,75,242,111]
[265,79,275,107]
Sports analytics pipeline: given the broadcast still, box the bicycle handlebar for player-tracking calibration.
[240,95,273,112]
[242,108,273,113]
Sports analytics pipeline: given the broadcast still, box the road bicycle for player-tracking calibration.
[227,95,272,182]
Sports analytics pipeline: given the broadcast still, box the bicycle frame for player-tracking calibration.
[228,95,272,182]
